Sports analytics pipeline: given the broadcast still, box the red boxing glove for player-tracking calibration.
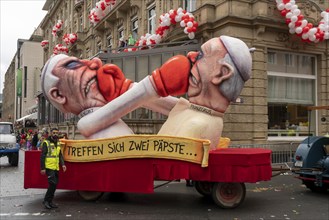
[97,64,132,102]
[151,55,191,97]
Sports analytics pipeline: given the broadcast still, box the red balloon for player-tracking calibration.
[295,21,302,27]
[297,15,304,20]
[307,23,313,28]
[193,21,198,28]
[280,9,287,16]
[283,0,290,4]
[302,27,310,33]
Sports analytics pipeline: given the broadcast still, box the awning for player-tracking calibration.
[16,112,37,122]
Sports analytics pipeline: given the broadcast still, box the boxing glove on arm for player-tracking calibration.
[151,55,191,97]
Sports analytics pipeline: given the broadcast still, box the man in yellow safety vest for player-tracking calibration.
[40,128,67,209]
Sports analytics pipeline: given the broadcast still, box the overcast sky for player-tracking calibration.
[0,0,46,93]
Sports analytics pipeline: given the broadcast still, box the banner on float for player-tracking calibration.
[60,135,210,167]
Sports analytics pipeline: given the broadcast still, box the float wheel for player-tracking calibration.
[77,191,104,201]
[212,182,246,209]
[194,181,213,197]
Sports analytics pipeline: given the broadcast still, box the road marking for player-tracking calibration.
[14,213,30,216]
[0,212,44,216]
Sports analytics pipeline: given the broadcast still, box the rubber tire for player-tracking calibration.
[194,181,213,197]
[8,153,19,167]
[304,180,327,193]
[212,182,246,209]
[77,191,104,201]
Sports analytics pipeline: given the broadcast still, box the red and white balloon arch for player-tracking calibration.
[276,0,329,43]
[126,7,198,52]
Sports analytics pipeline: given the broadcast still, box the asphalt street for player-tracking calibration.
[0,150,328,220]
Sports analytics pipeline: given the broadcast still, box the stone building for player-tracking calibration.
[2,28,44,127]
[2,56,16,123]
[38,0,329,144]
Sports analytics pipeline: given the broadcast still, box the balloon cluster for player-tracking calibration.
[41,40,49,48]
[124,7,198,52]
[89,0,116,25]
[52,20,64,37]
[63,33,78,45]
[276,0,329,43]
[53,44,68,55]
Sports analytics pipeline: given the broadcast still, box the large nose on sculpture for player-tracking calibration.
[83,58,102,70]
[187,51,199,64]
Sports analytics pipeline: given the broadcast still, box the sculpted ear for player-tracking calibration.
[48,87,66,105]
[211,64,233,85]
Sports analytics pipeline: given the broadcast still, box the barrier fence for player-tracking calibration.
[230,142,300,164]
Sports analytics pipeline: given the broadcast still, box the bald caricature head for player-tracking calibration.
[187,36,252,112]
[41,54,107,115]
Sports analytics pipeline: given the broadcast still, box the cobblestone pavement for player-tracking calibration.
[0,149,45,197]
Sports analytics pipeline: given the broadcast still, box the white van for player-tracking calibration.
[0,122,19,166]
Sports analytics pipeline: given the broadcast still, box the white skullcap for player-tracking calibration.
[219,35,252,82]
[41,54,69,112]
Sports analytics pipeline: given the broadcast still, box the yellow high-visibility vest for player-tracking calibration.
[44,140,61,171]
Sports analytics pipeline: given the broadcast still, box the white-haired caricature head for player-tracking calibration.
[41,54,69,112]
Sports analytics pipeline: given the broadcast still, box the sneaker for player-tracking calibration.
[49,203,58,208]
[43,201,52,209]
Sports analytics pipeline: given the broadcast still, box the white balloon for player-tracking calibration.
[177,8,183,13]
[302,33,308,40]
[291,5,298,11]
[295,27,303,34]
[188,32,195,39]
[277,3,285,11]
[285,12,292,19]
[169,9,174,14]
[288,22,295,28]
[175,16,180,22]
[180,20,185,27]
[309,35,316,41]
[291,15,298,22]
[285,3,292,10]
[324,32,329,39]
[289,28,296,34]
[184,27,189,34]
[301,20,308,27]
[187,21,193,27]
[309,28,317,35]
[292,9,300,16]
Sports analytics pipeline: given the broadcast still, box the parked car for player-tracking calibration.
[0,122,19,166]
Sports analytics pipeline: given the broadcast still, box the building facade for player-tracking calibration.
[37,0,328,144]
[2,28,44,127]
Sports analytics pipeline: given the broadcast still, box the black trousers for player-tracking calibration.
[44,169,59,203]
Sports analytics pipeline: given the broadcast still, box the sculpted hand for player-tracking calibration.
[40,170,46,175]
[62,165,67,172]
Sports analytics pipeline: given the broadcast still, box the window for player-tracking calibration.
[24,66,27,98]
[131,18,138,40]
[97,42,102,51]
[268,52,276,64]
[184,0,196,12]
[148,6,156,34]
[79,14,83,31]
[107,34,113,49]
[267,51,316,138]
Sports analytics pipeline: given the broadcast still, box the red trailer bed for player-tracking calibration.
[24,147,271,208]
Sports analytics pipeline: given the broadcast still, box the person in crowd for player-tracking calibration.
[40,128,66,209]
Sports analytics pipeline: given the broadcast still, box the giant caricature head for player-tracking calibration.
[187,36,252,109]
[41,54,132,115]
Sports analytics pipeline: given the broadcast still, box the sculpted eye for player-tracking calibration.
[196,50,204,61]
[65,61,82,69]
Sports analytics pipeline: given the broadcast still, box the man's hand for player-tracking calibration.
[151,55,191,97]
[62,165,67,172]
[40,169,46,175]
